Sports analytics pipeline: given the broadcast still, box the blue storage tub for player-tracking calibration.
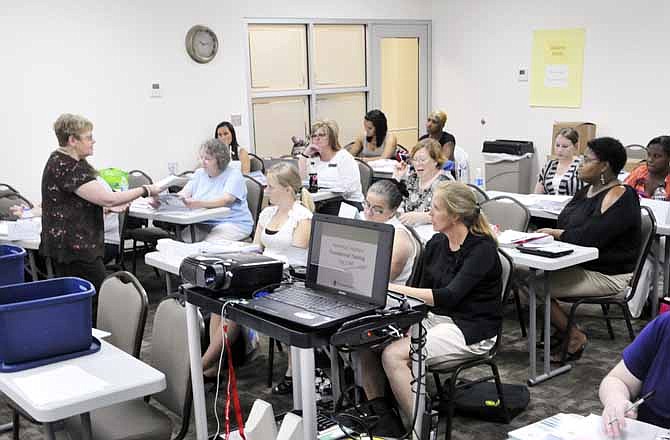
[0,244,26,287]
[0,277,95,367]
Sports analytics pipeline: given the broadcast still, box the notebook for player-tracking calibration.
[238,214,395,329]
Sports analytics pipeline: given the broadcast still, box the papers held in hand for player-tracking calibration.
[157,194,188,211]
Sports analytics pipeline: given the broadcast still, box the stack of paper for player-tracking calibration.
[2,218,41,240]
[498,230,552,248]
[368,158,397,174]
[156,238,260,258]
[157,194,189,212]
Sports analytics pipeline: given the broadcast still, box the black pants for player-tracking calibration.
[52,257,106,326]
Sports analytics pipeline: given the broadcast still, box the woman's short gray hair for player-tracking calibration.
[200,138,230,171]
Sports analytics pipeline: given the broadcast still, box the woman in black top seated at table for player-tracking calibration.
[378,181,502,421]
[536,137,641,362]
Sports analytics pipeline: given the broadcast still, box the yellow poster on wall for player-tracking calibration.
[530,28,585,108]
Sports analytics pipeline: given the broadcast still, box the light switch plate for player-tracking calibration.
[518,68,529,82]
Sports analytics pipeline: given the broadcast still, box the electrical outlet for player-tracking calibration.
[230,114,242,126]
[151,81,161,98]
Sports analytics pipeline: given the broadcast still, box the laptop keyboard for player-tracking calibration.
[266,285,369,319]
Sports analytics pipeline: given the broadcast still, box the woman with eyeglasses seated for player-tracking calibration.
[363,181,502,423]
[535,128,584,196]
[215,121,251,175]
[536,137,641,363]
[599,312,670,436]
[624,136,670,200]
[393,138,452,226]
[298,120,364,211]
[362,179,418,285]
[153,138,254,242]
[349,109,398,162]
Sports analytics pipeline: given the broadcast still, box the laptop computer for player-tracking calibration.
[238,213,395,329]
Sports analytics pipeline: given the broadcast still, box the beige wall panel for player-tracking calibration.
[380,38,419,132]
[249,25,308,91]
[313,25,366,88]
[390,128,419,150]
[315,92,366,147]
[252,96,309,157]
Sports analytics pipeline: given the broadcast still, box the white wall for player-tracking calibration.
[0,0,431,200]
[432,0,670,191]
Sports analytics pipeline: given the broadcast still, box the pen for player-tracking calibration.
[608,390,655,425]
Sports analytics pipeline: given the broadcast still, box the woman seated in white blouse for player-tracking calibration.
[535,128,584,196]
[298,119,364,213]
[255,162,315,394]
[254,162,314,265]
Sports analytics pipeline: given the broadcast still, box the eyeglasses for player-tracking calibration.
[428,118,441,125]
[580,155,600,164]
[311,132,327,139]
[362,201,386,216]
[410,156,433,165]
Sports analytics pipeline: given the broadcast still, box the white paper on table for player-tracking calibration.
[0,222,8,236]
[92,328,111,339]
[497,230,552,248]
[13,365,109,406]
[571,414,669,440]
[3,218,41,240]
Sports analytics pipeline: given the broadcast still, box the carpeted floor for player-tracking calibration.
[1,260,650,439]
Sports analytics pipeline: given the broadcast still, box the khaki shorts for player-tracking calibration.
[423,314,495,368]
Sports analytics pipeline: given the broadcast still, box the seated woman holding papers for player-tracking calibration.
[298,120,364,211]
[362,181,502,423]
[153,138,253,242]
[393,138,451,226]
[600,312,670,435]
[535,137,641,362]
[624,136,670,200]
[215,120,251,175]
[253,162,314,394]
[535,128,584,196]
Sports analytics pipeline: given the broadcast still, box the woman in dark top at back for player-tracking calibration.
[379,181,502,421]
[537,137,641,362]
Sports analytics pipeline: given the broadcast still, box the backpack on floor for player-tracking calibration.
[452,381,530,423]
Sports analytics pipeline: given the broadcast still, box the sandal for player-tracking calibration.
[272,376,293,395]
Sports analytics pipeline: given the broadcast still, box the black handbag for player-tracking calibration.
[453,382,530,423]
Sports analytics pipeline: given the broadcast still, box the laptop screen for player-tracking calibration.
[306,214,394,305]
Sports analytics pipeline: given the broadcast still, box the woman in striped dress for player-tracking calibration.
[535,128,584,196]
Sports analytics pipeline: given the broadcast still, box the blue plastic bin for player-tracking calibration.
[0,244,25,286]
[0,277,94,366]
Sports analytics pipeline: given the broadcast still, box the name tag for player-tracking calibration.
[328,163,338,168]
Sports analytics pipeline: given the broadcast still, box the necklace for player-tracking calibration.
[587,179,620,198]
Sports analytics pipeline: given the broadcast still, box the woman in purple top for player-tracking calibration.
[599,313,670,436]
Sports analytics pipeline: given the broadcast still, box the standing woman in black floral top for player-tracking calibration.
[40,114,161,323]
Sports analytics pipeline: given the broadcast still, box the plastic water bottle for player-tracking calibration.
[119,175,129,192]
[652,185,667,201]
[475,167,485,189]
[308,160,318,193]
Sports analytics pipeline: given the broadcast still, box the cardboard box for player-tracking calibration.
[552,122,597,155]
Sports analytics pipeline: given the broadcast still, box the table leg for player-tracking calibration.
[190,225,197,243]
[80,412,93,440]
[43,422,57,440]
[290,346,302,410]
[410,323,426,440]
[28,251,39,281]
[165,272,173,295]
[528,270,572,386]
[528,269,537,381]
[295,347,316,440]
[46,257,54,278]
[330,345,342,404]
[186,302,208,440]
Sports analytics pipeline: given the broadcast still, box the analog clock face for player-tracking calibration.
[186,25,218,63]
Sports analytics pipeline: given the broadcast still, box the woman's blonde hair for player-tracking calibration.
[433,181,497,242]
[428,110,448,129]
[53,113,93,147]
[411,138,446,168]
[311,120,341,151]
[267,162,315,212]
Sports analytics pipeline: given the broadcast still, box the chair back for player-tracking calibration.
[343,141,355,153]
[481,195,530,232]
[168,170,194,193]
[404,224,425,287]
[626,206,657,301]
[96,271,148,358]
[491,249,514,356]
[151,296,196,418]
[0,183,19,195]
[466,184,489,204]
[245,175,265,235]
[127,169,153,188]
[624,144,647,161]
[356,159,373,194]
[248,153,265,174]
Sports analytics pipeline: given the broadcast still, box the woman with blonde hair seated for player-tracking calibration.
[393,138,452,226]
[362,181,503,421]
[535,127,584,196]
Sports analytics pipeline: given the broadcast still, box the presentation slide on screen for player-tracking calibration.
[316,235,377,297]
